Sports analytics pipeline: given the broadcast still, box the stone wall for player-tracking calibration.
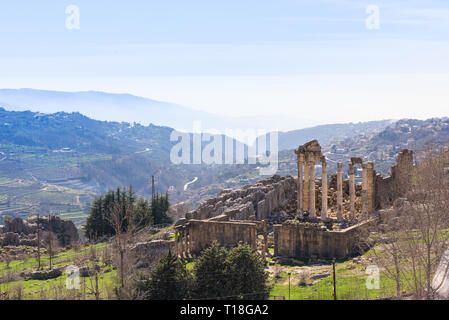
[375,149,414,209]
[178,219,257,255]
[273,220,373,260]
[130,239,175,270]
[185,175,296,222]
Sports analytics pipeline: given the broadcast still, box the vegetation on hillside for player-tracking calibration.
[84,187,171,241]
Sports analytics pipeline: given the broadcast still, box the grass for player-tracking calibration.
[0,242,116,300]
[1,269,118,300]
[0,243,108,277]
[269,262,399,300]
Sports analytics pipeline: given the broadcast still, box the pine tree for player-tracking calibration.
[225,244,271,300]
[192,242,231,299]
[136,250,191,300]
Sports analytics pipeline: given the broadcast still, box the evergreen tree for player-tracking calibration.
[192,242,231,299]
[84,186,169,241]
[225,244,271,300]
[133,198,153,228]
[151,192,172,225]
[136,250,191,300]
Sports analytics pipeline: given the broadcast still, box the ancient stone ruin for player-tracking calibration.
[0,215,79,248]
[175,140,415,261]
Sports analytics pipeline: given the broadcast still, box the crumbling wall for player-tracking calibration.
[185,175,296,222]
[273,220,372,260]
[375,149,414,209]
[185,220,257,254]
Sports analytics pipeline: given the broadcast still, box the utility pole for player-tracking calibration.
[151,175,155,199]
[288,272,291,300]
[332,258,337,300]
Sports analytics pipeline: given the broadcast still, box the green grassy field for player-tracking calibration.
[0,242,116,300]
[268,256,400,300]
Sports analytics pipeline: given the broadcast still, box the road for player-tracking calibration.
[184,177,198,191]
[135,148,152,154]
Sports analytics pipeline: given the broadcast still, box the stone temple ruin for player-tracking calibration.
[175,140,414,261]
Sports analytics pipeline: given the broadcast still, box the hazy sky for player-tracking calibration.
[1,0,448,130]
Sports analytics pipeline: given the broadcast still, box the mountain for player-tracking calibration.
[0,88,301,133]
[0,107,262,223]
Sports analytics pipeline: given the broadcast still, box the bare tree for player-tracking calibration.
[43,230,59,270]
[404,147,449,298]
[106,200,136,299]
[371,147,449,299]
[370,210,405,297]
[85,243,102,300]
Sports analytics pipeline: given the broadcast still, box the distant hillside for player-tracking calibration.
[0,88,300,132]
[0,108,260,222]
[273,120,394,151]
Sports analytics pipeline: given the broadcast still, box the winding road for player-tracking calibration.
[184,177,198,191]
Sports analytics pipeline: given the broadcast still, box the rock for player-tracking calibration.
[4,218,32,235]
[19,238,37,246]
[292,259,304,266]
[30,268,62,280]
[78,265,101,277]
[174,218,187,226]
[129,240,175,269]
[432,248,449,299]
[28,215,79,246]
[310,273,330,280]
[1,232,20,247]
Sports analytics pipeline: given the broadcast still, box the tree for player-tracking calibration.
[107,199,135,298]
[43,230,58,270]
[192,242,230,299]
[135,250,191,300]
[132,198,153,228]
[370,147,449,299]
[84,186,156,241]
[151,192,172,225]
[224,244,271,300]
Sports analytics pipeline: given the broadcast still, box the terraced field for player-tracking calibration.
[0,177,96,225]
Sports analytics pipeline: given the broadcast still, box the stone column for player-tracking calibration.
[303,159,310,212]
[263,220,268,260]
[367,162,374,214]
[349,163,356,220]
[362,164,368,219]
[321,159,328,219]
[185,227,190,257]
[174,228,179,256]
[297,156,304,213]
[309,160,316,217]
[180,228,185,258]
[337,162,343,221]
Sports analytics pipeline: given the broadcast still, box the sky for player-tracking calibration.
[0,0,449,131]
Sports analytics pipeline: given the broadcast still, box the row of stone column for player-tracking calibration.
[174,226,190,258]
[297,156,328,219]
[297,159,375,220]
